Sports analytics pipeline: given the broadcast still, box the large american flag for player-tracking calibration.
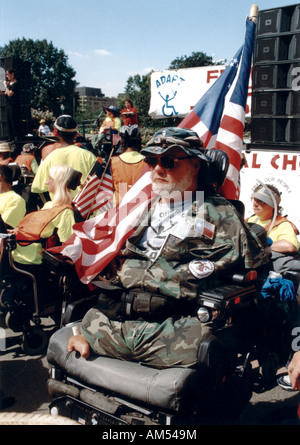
[47,16,256,284]
[73,159,114,219]
[178,17,256,199]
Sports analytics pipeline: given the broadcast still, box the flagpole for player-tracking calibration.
[85,145,116,220]
[249,4,258,22]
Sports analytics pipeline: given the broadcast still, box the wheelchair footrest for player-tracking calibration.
[49,395,129,426]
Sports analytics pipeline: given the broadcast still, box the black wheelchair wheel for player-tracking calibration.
[21,326,49,356]
[5,311,23,333]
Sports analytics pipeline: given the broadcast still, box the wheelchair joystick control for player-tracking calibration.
[72,326,80,336]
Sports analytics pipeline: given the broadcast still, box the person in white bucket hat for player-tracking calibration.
[247,183,299,254]
[0,142,13,166]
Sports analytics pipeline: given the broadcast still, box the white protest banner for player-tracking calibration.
[149,66,252,119]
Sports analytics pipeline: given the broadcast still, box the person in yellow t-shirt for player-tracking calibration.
[10,164,80,302]
[100,106,122,133]
[0,164,26,230]
[247,183,299,253]
[31,115,96,198]
[93,106,122,149]
[12,164,79,267]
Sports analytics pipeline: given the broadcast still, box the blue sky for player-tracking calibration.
[0,0,297,96]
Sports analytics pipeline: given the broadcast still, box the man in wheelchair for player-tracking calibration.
[66,127,266,371]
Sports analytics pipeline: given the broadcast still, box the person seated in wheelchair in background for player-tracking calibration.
[247,182,300,308]
[247,183,299,255]
[93,106,122,150]
[67,127,266,373]
[9,164,81,299]
[246,183,300,375]
[0,164,26,231]
[14,143,39,175]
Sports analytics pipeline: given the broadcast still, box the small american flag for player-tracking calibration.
[48,171,155,284]
[179,16,256,200]
[73,159,114,219]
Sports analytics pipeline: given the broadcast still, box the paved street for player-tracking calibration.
[0,316,300,426]
[0,317,54,421]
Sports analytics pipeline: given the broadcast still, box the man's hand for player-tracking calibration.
[288,350,300,390]
[67,334,90,359]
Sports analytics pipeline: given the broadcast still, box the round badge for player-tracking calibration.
[189,260,214,279]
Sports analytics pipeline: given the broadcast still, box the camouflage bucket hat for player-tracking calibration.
[141,127,210,162]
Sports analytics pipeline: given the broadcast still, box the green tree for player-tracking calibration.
[0,38,78,116]
[169,51,216,69]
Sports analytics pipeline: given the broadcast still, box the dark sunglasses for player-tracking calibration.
[144,155,191,170]
[251,197,267,206]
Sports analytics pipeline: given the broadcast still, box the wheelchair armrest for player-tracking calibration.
[222,269,258,285]
[283,270,300,280]
[42,250,75,275]
[62,295,99,325]
[197,284,257,323]
[0,233,17,251]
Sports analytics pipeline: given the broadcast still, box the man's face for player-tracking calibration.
[149,147,201,196]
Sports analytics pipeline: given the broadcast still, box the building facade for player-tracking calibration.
[75,86,121,114]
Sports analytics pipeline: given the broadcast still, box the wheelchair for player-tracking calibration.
[44,247,284,425]
[0,232,92,355]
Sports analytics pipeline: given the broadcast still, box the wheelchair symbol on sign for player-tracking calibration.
[159,91,179,117]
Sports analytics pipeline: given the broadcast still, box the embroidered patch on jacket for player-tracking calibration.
[189,260,215,279]
[194,219,215,240]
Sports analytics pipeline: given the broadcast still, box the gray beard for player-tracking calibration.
[152,175,194,196]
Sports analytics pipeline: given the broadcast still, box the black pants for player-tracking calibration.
[6,104,20,139]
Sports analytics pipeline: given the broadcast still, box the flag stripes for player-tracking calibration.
[178,17,256,199]
[73,161,114,218]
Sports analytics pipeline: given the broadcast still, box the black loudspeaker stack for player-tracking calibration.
[251,3,300,148]
[0,57,31,140]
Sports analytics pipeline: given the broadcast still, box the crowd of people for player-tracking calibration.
[0,92,299,412]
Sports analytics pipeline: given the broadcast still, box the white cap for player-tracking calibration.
[252,186,280,208]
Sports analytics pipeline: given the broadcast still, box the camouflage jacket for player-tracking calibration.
[113,194,266,303]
